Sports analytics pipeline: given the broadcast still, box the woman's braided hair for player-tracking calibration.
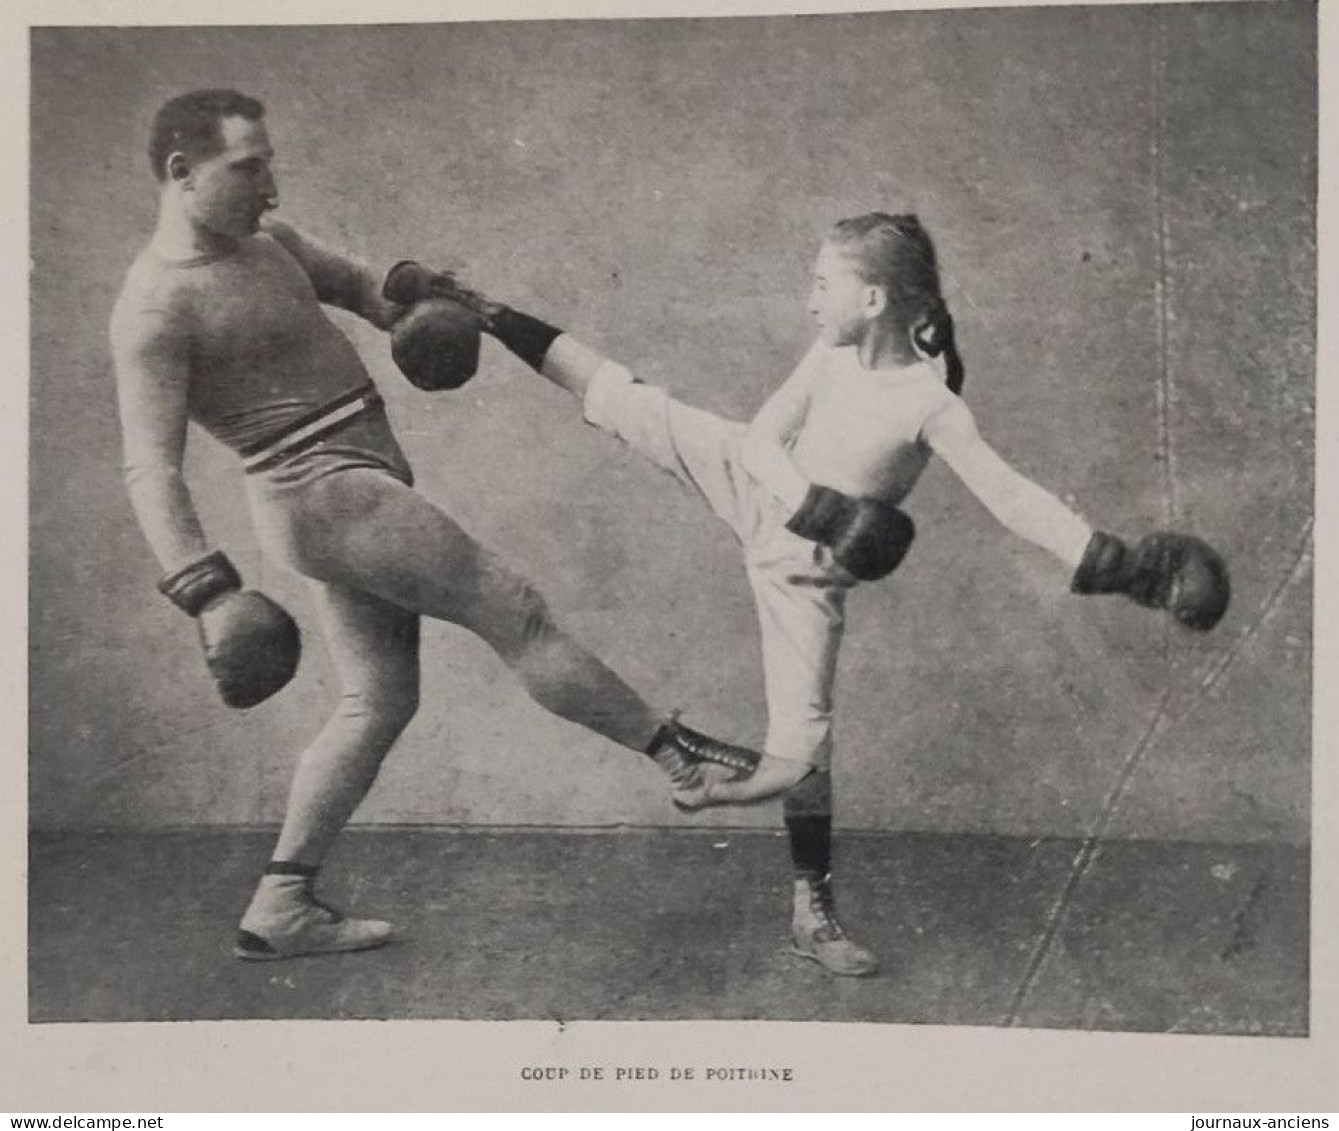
[827,213,965,396]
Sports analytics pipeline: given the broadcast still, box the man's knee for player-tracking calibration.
[480,574,559,661]
[338,678,420,741]
[515,581,558,649]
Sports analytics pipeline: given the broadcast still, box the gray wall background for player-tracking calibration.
[29,4,1314,841]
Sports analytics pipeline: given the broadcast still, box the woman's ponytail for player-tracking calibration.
[912,297,966,396]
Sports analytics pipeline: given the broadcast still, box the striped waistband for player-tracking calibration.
[240,385,384,474]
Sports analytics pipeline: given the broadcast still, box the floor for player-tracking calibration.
[27,827,1308,1034]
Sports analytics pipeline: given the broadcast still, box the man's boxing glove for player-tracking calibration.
[389,299,483,391]
[158,551,301,708]
[382,261,562,373]
[785,484,916,582]
[1071,530,1230,632]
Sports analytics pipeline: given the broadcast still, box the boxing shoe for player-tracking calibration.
[677,753,816,810]
[790,874,879,977]
[234,873,393,961]
[647,715,810,810]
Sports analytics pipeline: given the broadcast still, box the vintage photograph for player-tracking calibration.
[27,1,1313,1036]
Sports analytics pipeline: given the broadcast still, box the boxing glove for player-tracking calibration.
[786,484,916,582]
[388,299,483,391]
[159,550,301,708]
[1071,530,1231,632]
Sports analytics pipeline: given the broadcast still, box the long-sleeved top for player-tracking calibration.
[109,220,404,571]
[739,339,1092,570]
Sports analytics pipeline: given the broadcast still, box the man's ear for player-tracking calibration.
[166,152,192,184]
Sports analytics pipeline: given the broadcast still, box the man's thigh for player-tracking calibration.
[291,468,549,654]
[306,576,421,702]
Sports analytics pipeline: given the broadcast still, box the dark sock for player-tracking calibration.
[265,860,319,879]
[488,307,564,371]
[785,814,832,881]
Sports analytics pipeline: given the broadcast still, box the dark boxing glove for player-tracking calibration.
[158,551,302,708]
[1071,530,1230,632]
[785,484,916,582]
[389,299,483,391]
[383,260,563,373]
[383,260,481,310]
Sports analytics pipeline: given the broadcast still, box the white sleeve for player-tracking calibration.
[738,340,826,512]
[922,396,1093,571]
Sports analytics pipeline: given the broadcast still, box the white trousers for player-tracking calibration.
[584,364,858,769]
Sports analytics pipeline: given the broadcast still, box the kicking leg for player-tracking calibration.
[287,468,793,798]
[400,293,811,802]
[480,309,772,539]
[236,581,419,960]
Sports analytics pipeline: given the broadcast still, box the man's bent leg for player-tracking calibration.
[298,470,791,797]
[237,580,418,960]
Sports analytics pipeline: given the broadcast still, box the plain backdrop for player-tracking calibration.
[28,4,1314,840]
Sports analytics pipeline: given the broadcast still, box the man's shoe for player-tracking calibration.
[234,875,394,961]
[647,714,750,791]
[675,753,815,811]
[647,715,814,810]
[790,874,879,977]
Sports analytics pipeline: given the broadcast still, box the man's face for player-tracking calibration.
[807,241,880,348]
[181,115,278,239]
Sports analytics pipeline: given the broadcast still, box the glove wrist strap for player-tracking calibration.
[1071,531,1129,594]
[159,550,242,617]
[487,307,564,371]
[786,483,855,544]
[382,260,453,305]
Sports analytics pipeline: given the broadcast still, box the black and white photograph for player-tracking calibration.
[11,0,1331,1110]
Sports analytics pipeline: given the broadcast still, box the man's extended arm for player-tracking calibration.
[264,218,404,331]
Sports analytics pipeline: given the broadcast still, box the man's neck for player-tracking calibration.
[151,196,239,262]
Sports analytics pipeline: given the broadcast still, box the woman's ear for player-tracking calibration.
[863,284,888,319]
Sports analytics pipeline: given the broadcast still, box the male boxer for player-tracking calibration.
[110,89,787,961]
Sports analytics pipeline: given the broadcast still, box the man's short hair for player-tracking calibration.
[148,89,265,182]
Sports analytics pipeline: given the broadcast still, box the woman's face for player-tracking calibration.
[807,241,881,348]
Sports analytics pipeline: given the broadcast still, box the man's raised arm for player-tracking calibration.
[264,218,404,331]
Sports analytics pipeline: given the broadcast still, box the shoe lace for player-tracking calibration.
[804,877,846,941]
[654,747,706,789]
[670,724,756,774]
